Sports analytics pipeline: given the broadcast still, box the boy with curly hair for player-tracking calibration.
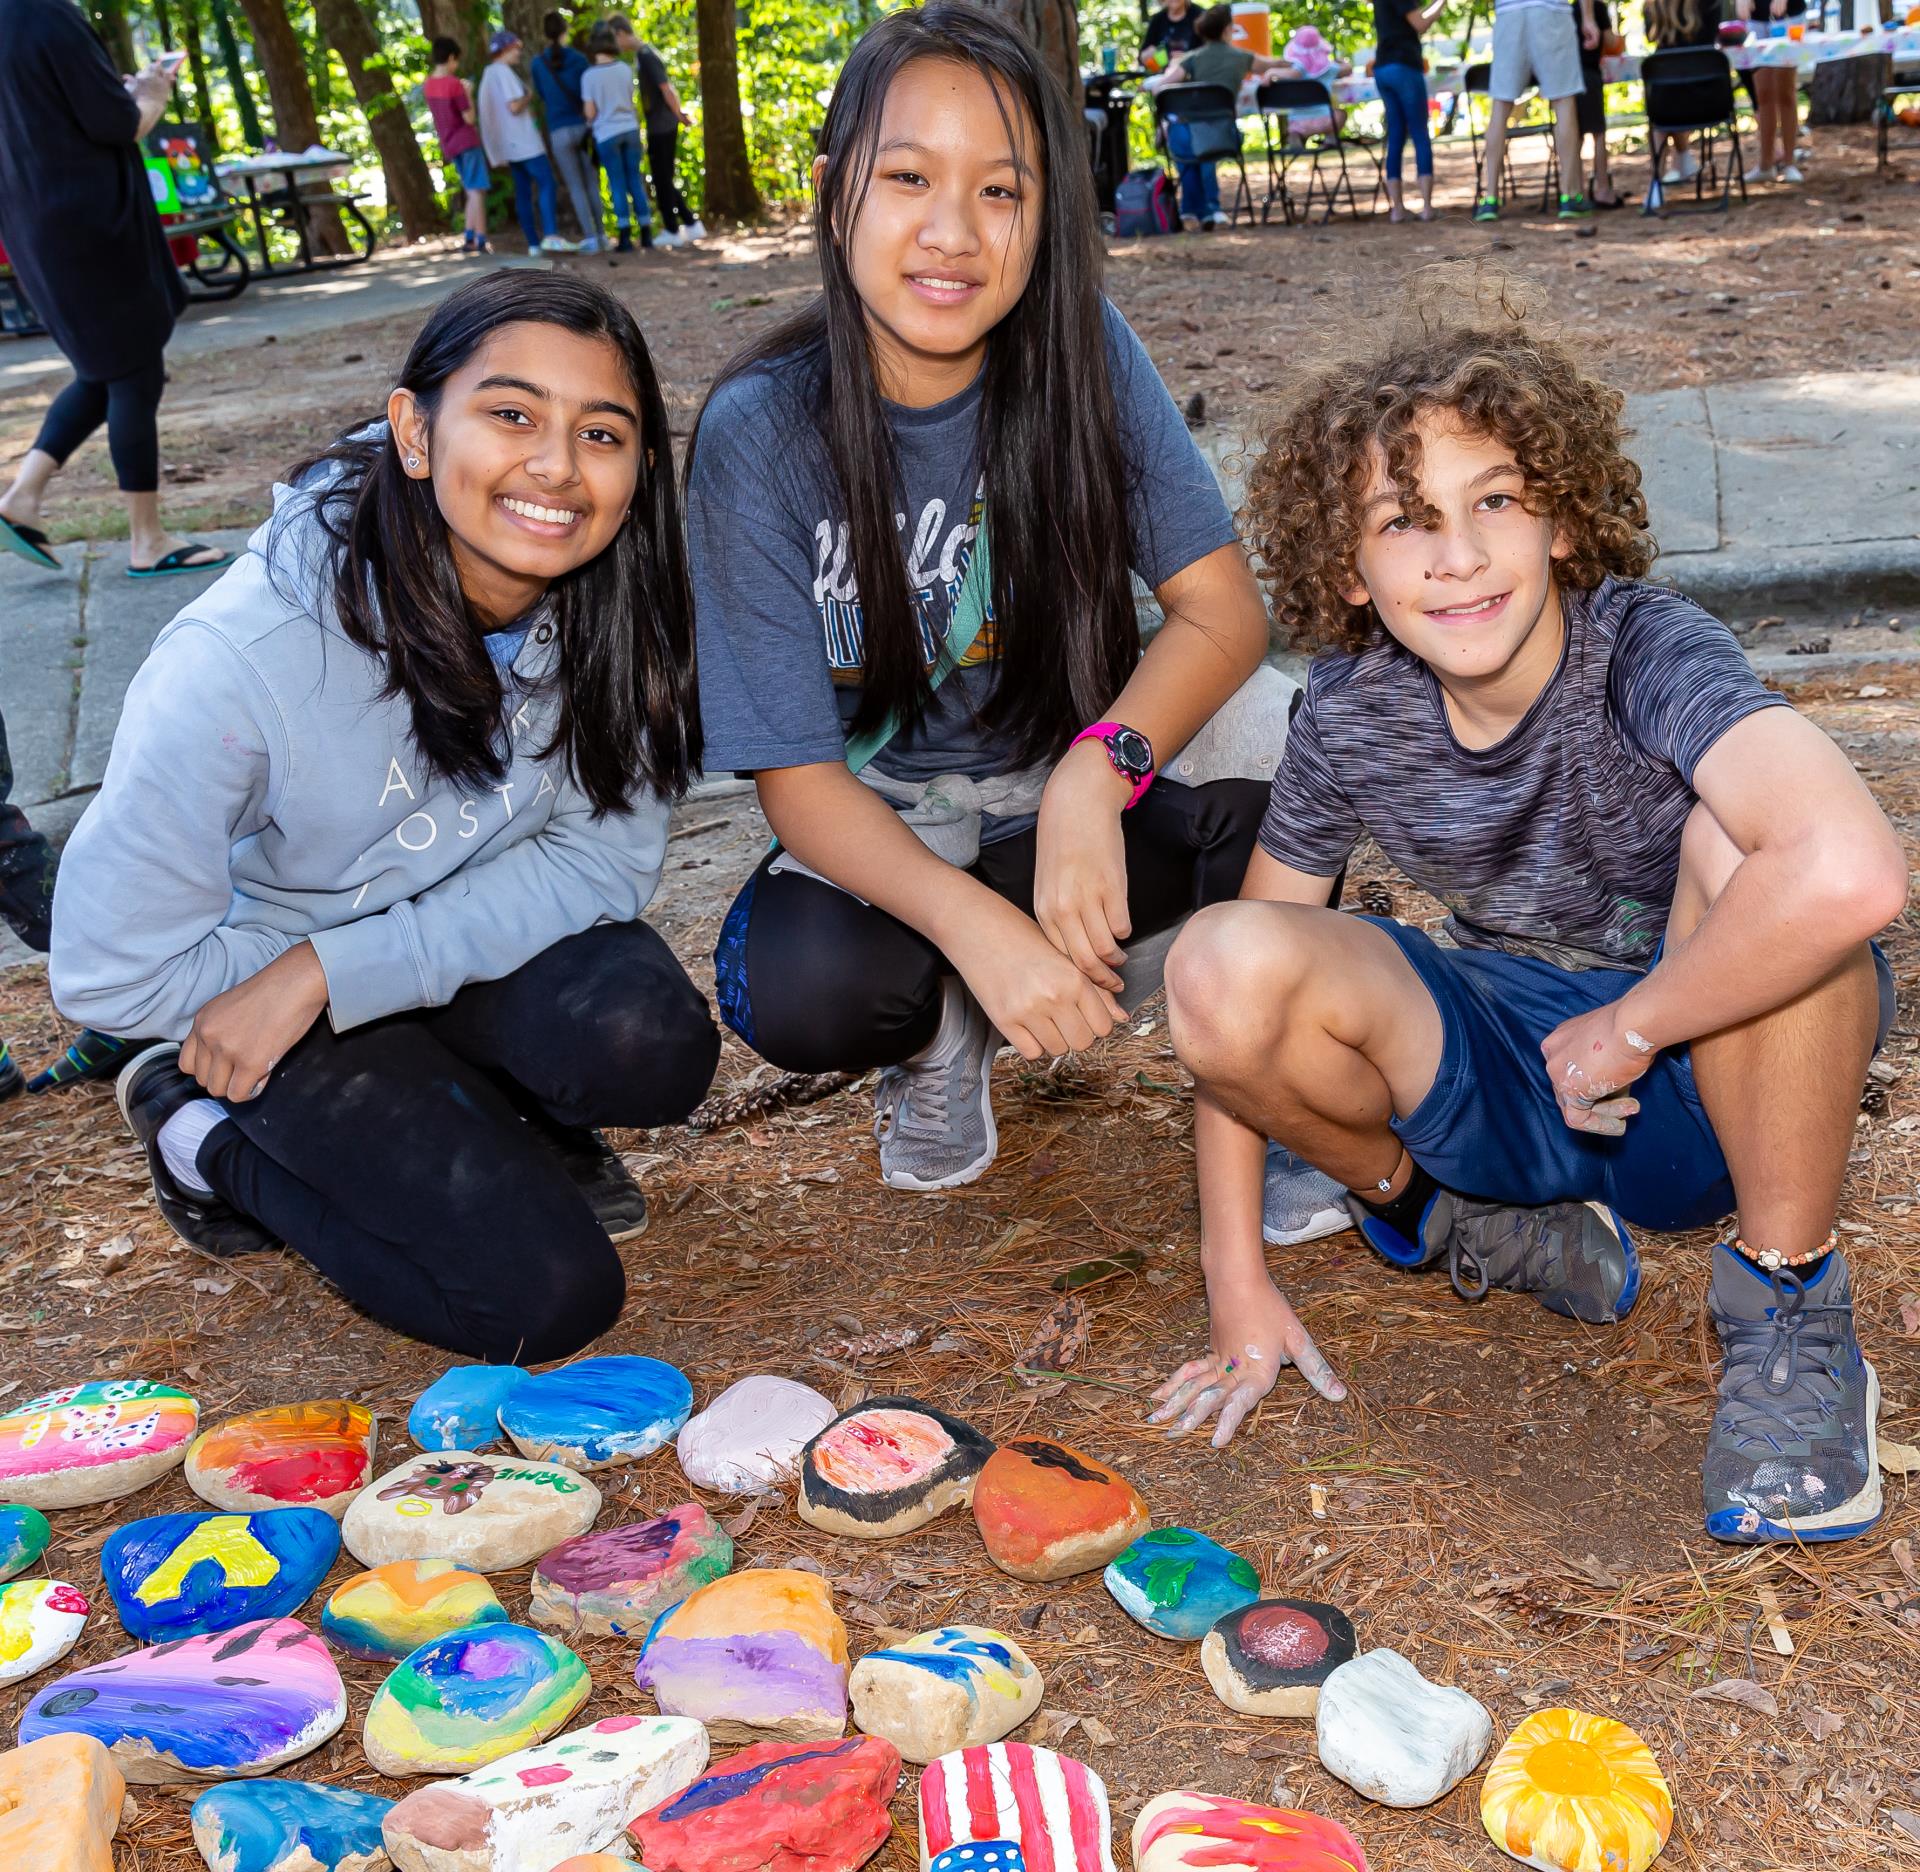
[1151,299,1908,1547]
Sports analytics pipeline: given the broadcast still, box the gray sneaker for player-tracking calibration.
[873,978,1000,1191]
[1703,1243,1882,1543]
[1263,1144,1350,1246]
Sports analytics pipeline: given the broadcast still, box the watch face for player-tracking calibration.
[1108,727,1153,779]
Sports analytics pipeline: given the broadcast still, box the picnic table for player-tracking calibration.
[213,148,377,281]
[1601,22,1920,81]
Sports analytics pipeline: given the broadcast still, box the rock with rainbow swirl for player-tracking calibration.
[382,1713,708,1872]
[0,1504,51,1582]
[629,1734,902,1872]
[184,1399,376,1519]
[1104,1527,1261,1641]
[848,1624,1042,1764]
[188,1779,395,1872]
[529,1502,731,1639]
[100,1507,340,1642]
[0,1579,89,1686]
[675,1375,836,1494]
[1201,1599,1356,1717]
[1315,1648,1492,1809]
[917,1741,1117,1872]
[363,1622,590,1777]
[410,1365,530,1453]
[321,1557,508,1661]
[0,1379,198,1510]
[970,1437,1149,1582]
[0,1733,126,1872]
[19,1616,347,1784]
[499,1357,693,1472]
[341,1449,601,1573]
[1479,1708,1672,1872]
[797,1397,994,1539]
[1131,1791,1370,1872]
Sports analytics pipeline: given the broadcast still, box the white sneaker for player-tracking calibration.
[682,219,707,241]
[872,978,1001,1192]
[577,236,602,253]
[1743,165,1770,184]
[1660,162,1685,184]
[539,234,579,254]
[1677,149,1702,179]
[1776,163,1804,183]
[654,228,682,248]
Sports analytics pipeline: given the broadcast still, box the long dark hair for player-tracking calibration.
[693,2,1137,765]
[543,8,569,67]
[281,271,700,812]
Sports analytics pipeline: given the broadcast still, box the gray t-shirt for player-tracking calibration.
[690,300,1237,838]
[581,59,639,142]
[1257,578,1788,971]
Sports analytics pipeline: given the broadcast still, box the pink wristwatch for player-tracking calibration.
[1071,721,1156,808]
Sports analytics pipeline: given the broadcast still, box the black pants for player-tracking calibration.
[647,128,695,233]
[199,922,719,1361]
[33,356,167,493]
[0,707,54,953]
[714,777,1267,1073]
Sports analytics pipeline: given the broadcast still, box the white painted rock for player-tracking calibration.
[849,1625,1042,1765]
[1315,1648,1492,1809]
[0,1579,88,1686]
[382,1713,709,1872]
[342,1451,601,1575]
[676,1377,835,1494]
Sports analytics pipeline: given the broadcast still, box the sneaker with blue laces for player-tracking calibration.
[1703,1243,1881,1543]
[1263,1143,1350,1246]
[26,1027,151,1092]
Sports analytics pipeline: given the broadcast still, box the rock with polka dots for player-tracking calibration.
[1200,1598,1357,1718]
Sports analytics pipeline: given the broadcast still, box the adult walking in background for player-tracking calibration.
[478,29,575,253]
[1372,0,1441,221]
[0,0,231,577]
[533,11,603,251]
[613,18,704,244]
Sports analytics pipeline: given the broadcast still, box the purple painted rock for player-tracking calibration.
[530,1503,733,1640]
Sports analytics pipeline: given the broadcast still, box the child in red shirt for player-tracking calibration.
[424,38,490,254]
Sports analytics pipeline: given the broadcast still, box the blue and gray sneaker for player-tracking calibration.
[1263,1143,1351,1246]
[1347,1187,1640,1325]
[1703,1243,1881,1543]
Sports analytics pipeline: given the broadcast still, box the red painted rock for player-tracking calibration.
[970,1438,1149,1583]
[629,1735,902,1872]
[184,1400,376,1519]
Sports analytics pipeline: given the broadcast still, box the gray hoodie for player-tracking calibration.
[50,475,670,1040]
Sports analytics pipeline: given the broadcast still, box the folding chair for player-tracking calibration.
[1461,61,1559,211]
[1254,78,1381,224]
[1876,71,1920,177]
[1153,81,1254,227]
[1641,47,1748,215]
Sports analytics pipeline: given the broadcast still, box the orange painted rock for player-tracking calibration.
[971,1438,1149,1582]
[184,1400,376,1519]
[0,1733,125,1872]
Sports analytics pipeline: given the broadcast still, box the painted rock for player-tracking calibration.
[1201,1599,1357,1718]
[0,1579,89,1686]
[411,1366,530,1453]
[635,1568,848,1743]
[101,1508,340,1643]
[554,1861,639,1871]
[184,1400,376,1519]
[917,1742,1116,1872]
[0,1504,52,1582]
[529,1503,732,1639]
[849,1624,1042,1765]
[321,1558,508,1662]
[1104,1528,1261,1642]
[190,1779,395,1872]
[341,1450,601,1574]
[1315,1649,1492,1809]
[383,1713,708,1872]
[0,1379,198,1510]
[797,1398,994,1540]
[364,1623,591,1777]
[20,1616,347,1784]
[0,1733,125,1872]
[1480,1709,1673,1872]
[676,1376,836,1494]
[630,1734,902,1872]
[499,1357,693,1472]
[970,1438,1149,1583]
[1132,1791,1370,1872]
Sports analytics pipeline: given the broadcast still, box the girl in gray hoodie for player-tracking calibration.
[51,272,718,1361]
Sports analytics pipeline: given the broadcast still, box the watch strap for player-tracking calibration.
[1071,721,1156,809]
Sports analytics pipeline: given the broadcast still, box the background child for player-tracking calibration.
[531,9,603,252]
[1475,0,1598,221]
[478,28,573,254]
[424,36,490,254]
[582,22,653,252]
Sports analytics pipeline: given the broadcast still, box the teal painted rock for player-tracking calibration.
[1103,1527,1260,1641]
[0,1505,50,1583]
[408,1365,529,1454]
[101,1508,340,1642]
[190,1778,394,1872]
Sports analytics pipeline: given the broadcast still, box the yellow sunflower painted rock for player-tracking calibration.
[1480,1708,1673,1872]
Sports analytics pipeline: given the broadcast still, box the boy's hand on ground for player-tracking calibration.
[1148,1279,1347,1447]
[948,900,1126,1061]
[180,942,328,1102]
[1034,741,1133,994]
[1539,1002,1653,1135]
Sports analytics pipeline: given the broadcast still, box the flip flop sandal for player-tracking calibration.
[0,514,59,570]
[127,544,235,579]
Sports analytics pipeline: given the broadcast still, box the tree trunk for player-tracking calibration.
[209,0,265,146]
[231,0,352,251]
[696,0,760,223]
[309,0,446,241]
[89,0,137,74]
[981,0,1082,110]
[415,0,463,46]
[502,0,546,63]
[174,0,219,148]
[1808,48,1890,124]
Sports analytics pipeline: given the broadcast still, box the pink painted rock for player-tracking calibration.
[629,1735,902,1872]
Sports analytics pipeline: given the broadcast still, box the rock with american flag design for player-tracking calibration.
[917,1741,1116,1872]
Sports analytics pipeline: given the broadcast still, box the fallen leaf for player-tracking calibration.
[1802,1707,1845,1741]
[1033,1710,1082,1743]
[190,1277,234,1296]
[1067,1625,1101,1646]
[95,1235,134,1262]
[720,1498,761,1539]
[1902,1293,1920,1337]
[1081,1716,1117,1747]
[1892,1537,1917,1587]
[1050,1250,1145,1293]
[1878,1435,1920,1476]
[1690,1677,1779,1717]
[1017,1293,1092,1382]
[1219,1736,1253,1756]
[1893,1811,1920,1847]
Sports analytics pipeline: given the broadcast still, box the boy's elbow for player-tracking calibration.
[1814,836,1910,942]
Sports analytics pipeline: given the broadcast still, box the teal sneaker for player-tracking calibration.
[1557,191,1593,220]
[1472,195,1501,223]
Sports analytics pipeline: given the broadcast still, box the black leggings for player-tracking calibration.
[198,922,719,1361]
[0,706,54,953]
[647,128,696,232]
[34,357,167,493]
[714,777,1267,1073]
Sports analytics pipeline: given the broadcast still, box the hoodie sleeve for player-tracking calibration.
[303,777,670,1032]
[49,623,292,1040]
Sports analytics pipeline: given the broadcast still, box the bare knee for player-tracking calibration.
[1167,901,1318,1081]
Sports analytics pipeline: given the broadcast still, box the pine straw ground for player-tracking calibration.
[1,664,1918,1870]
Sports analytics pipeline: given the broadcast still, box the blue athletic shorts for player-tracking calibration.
[454,147,490,192]
[1366,917,1896,1233]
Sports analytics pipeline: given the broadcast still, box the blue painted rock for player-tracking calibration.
[0,1579,89,1687]
[409,1366,530,1454]
[321,1558,508,1662]
[341,1450,601,1574]
[1104,1527,1261,1642]
[1202,1599,1357,1718]
[0,1379,199,1509]
[500,1357,693,1472]
[363,1623,591,1777]
[101,1508,340,1642]
[529,1503,732,1639]
[0,1504,51,1582]
[849,1625,1043,1764]
[676,1375,836,1493]
[190,1779,395,1872]
[21,1616,347,1784]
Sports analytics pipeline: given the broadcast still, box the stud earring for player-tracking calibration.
[406,454,422,471]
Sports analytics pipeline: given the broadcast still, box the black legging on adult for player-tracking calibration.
[715,777,1267,1072]
[34,356,166,492]
[195,922,719,1362]
[647,127,696,233]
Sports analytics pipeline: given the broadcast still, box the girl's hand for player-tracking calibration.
[946,897,1126,1060]
[1034,739,1133,995]
[1149,1275,1346,1447]
[180,943,329,1102]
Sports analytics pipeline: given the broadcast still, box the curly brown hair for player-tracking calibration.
[1242,270,1655,655]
